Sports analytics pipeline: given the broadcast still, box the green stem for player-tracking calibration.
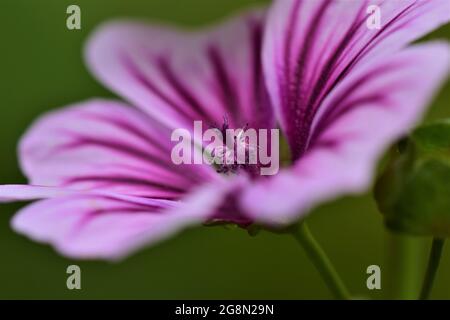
[388,232,424,299]
[420,238,445,300]
[291,222,350,300]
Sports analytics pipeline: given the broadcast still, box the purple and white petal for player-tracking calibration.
[11,176,246,260]
[11,194,181,260]
[0,184,178,208]
[85,8,274,130]
[264,0,450,158]
[19,99,217,199]
[242,42,450,225]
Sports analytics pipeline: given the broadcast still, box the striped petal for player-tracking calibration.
[0,184,177,207]
[9,176,246,260]
[85,8,274,131]
[11,194,183,260]
[19,99,217,199]
[242,42,450,225]
[264,0,450,159]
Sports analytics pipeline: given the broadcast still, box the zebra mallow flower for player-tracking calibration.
[0,0,449,260]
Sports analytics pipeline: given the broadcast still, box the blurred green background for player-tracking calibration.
[0,0,448,299]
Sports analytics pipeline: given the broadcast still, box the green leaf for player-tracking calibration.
[374,119,450,237]
[412,119,450,165]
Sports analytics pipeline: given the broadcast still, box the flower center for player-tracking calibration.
[209,118,262,177]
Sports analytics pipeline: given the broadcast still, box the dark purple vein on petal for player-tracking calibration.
[282,0,302,100]
[80,112,170,155]
[54,133,200,181]
[249,18,273,128]
[318,1,417,112]
[309,63,404,144]
[355,1,421,63]
[315,94,386,141]
[63,175,185,194]
[295,1,368,157]
[281,0,302,141]
[67,205,166,241]
[119,53,194,121]
[155,56,216,123]
[288,0,332,158]
[206,45,240,123]
[305,1,419,149]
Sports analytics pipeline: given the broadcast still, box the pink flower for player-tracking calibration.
[1,0,449,260]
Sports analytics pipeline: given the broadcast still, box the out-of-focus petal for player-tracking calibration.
[263,0,450,159]
[11,176,245,260]
[11,194,180,260]
[85,8,274,130]
[19,99,217,199]
[0,185,75,202]
[242,42,450,226]
[0,184,178,207]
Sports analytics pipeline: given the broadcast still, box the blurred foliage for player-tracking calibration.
[375,120,450,237]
